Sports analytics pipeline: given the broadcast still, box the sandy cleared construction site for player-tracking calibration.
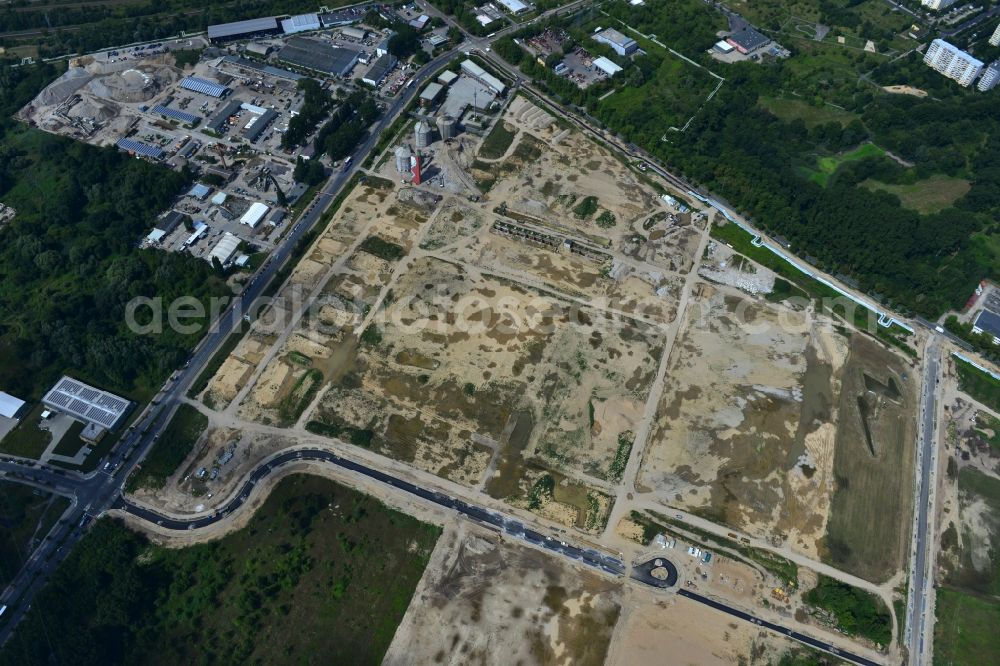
[639,280,917,582]
[185,95,704,534]
[385,523,814,666]
[148,86,922,662]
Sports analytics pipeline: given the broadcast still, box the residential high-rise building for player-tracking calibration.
[989,22,1000,47]
[921,0,958,10]
[978,62,1000,91]
[924,39,984,87]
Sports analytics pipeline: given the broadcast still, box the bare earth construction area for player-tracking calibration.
[133,91,918,663]
[640,283,916,582]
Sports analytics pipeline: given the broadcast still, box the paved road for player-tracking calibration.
[112,447,627,576]
[940,6,1000,37]
[679,590,881,666]
[630,557,678,588]
[906,342,940,664]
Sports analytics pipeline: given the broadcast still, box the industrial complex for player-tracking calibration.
[3,2,1000,666]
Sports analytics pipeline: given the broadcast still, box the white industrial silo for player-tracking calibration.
[394,145,412,173]
[414,120,433,149]
[436,114,457,140]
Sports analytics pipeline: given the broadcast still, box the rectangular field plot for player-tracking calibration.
[640,282,916,579]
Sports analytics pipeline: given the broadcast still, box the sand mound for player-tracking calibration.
[36,67,94,106]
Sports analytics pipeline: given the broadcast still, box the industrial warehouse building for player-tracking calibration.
[363,54,397,86]
[209,232,242,265]
[278,37,361,77]
[340,26,368,41]
[221,55,304,82]
[593,56,622,77]
[0,392,27,420]
[726,27,771,55]
[116,138,163,160]
[242,108,278,142]
[42,377,132,443]
[155,210,188,235]
[281,13,321,34]
[460,59,506,94]
[208,17,281,43]
[593,28,637,57]
[240,202,270,228]
[180,76,231,98]
[973,309,1000,344]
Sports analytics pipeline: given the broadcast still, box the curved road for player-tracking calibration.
[113,447,627,577]
[113,447,880,666]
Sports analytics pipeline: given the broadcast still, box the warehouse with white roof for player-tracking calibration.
[281,13,321,34]
[460,60,506,94]
[0,391,27,420]
[240,202,270,228]
[209,232,242,265]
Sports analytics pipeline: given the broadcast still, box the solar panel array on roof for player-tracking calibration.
[180,76,230,98]
[207,17,280,41]
[152,104,200,125]
[42,376,132,431]
[974,309,1000,339]
[116,138,164,159]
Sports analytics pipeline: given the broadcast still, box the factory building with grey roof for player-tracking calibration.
[278,37,361,77]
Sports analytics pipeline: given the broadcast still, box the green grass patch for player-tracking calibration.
[479,121,516,159]
[607,432,632,483]
[803,575,892,646]
[358,236,406,262]
[51,421,86,457]
[934,587,1000,666]
[572,196,599,220]
[528,473,555,510]
[305,419,375,448]
[807,143,886,187]
[360,324,382,347]
[759,96,859,128]
[955,357,1000,413]
[127,404,208,491]
[860,174,971,214]
[171,48,203,68]
[287,350,312,366]
[973,411,1000,453]
[595,210,616,228]
[277,369,323,426]
[0,403,52,459]
[1,475,440,665]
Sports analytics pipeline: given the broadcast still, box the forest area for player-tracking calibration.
[0,0,351,59]
[0,64,228,402]
[493,0,999,317]
[0,476,440,666]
